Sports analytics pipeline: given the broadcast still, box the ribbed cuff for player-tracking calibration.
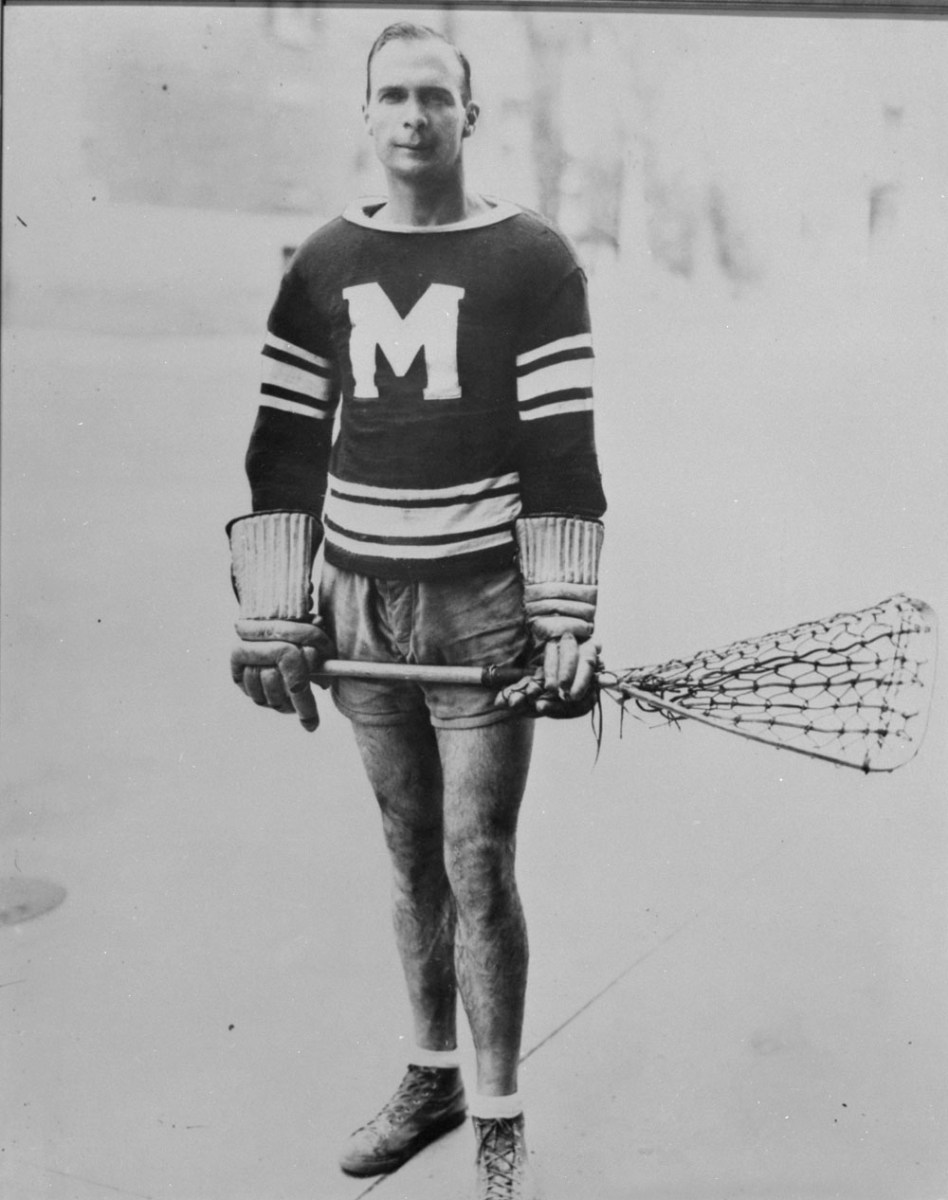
[515,516,603,585]
[228,511,321,621]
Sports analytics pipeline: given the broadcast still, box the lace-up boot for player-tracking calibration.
[472,1114,535,1199]
[339,1065,467,1176]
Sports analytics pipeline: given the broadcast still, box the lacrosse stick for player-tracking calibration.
[313,595,936,773]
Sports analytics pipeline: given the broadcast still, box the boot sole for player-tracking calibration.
[339,1106,468,1177]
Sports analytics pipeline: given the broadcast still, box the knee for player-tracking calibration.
[383,815,447,896]
[374,776,444,875]
[443,827,517,917]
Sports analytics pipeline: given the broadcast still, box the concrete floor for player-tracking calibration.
[2,316,945,1200]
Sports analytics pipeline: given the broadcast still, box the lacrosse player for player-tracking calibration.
[228,21,606,1198]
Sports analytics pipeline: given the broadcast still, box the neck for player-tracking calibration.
[383,171,486,227]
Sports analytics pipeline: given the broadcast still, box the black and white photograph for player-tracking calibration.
[2,4,946,1198]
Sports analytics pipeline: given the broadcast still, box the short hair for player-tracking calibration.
[365,22,473,106]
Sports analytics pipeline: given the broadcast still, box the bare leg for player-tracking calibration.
[352,716,535,1092]
[352,720,458,1052]
[438,718,534,1096]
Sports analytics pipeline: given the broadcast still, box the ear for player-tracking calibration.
[462,102,480,139]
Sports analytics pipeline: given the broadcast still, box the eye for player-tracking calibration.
[418,88,453,108]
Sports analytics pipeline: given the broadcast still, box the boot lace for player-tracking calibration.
[361,1067,442,1135]
[476,1117,524,1199]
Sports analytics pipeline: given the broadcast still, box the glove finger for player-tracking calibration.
[301,644,334,690]
[542,639,560,690]
[546,633,579,695]
[534,684,598,720]
[496,682,528,709]
[533,692,560,715]
[276,646,320,732]
[231,641,320,729]
[235,619,336,657]
[287,688,319,731]
[495,673,543,710]
[232,640,307,669]
[260,666,293,711]
[231,645,257,686]
[569,641,600,700]
[497,688,525,710]
[241,667,268,707]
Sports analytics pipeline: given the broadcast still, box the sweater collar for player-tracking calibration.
[342,196,520,233]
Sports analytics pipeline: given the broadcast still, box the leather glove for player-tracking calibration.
[227,511,335,731]
[497,515,604,718]
[498,635,602,718]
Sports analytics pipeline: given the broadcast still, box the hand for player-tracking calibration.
[495,634,601,719]
[230,618,336,732]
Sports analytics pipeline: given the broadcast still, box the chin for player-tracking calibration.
[393,150,436,167]
[392,161,450,183]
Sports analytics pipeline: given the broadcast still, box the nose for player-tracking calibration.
[402,95,427,129]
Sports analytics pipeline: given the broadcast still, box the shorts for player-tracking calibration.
[317,561,532,729]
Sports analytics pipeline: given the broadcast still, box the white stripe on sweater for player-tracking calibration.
[261,357,333,403]
[325,484,522,541]
[263,333,331,371]
[517,356,593,404]
[327,472,520,503]
[516,332,592,368]
[258,396,325,419]
[325,526,514,561]
[518,395,594,421]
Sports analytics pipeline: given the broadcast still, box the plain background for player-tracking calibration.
[2,6,946,1198]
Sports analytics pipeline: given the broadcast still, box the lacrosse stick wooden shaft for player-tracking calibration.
[312,658,696,722]
[312,659,525,688]
[312,659,700,719]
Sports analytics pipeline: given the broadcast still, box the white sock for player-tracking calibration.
[469,1092,524,1120]
[409,1045,461,1070]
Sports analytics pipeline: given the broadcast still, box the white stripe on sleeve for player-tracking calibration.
[258,396,326,419]
[518,396,594,422]
[517,356,594,404]
[261,355,333,404]
[516,332,592,368]
[264,334,331,371]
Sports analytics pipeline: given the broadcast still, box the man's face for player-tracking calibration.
[364,38,477,186]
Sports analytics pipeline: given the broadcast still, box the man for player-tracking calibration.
[228,21,606,1199]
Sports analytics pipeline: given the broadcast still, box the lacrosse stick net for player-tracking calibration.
[596,594,936,772]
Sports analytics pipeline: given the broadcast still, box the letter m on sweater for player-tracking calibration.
[344,283,464,400]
